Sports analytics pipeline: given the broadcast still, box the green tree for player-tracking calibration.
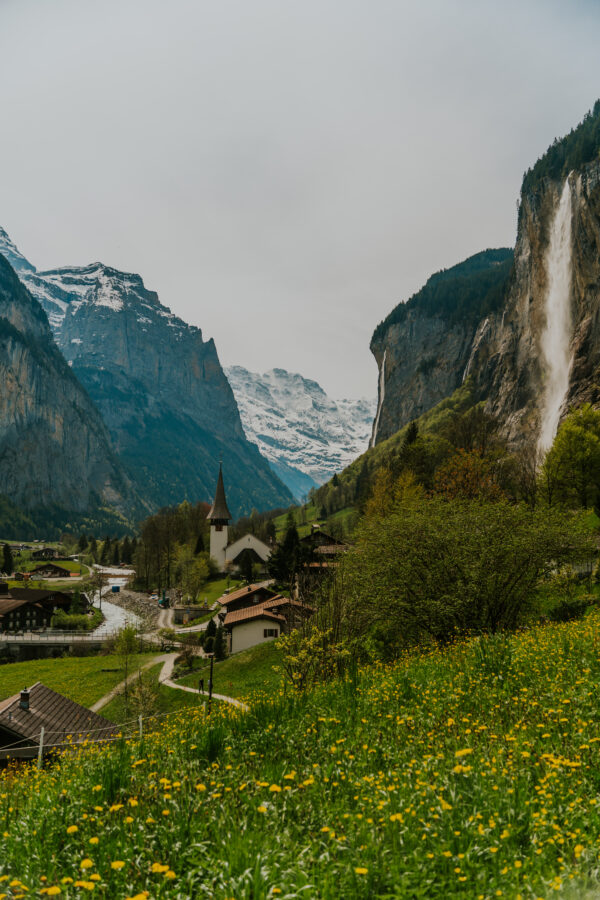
[541,405,600,508]
[77,533,88,552]
[112,542,120,567]
[175,545,209,600]
[2,543,13,576]
[344,496,594,647]
[213,625,228,661]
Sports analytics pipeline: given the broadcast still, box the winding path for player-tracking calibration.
[91,652,248,713]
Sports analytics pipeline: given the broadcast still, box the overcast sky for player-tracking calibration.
[1,0,599,397]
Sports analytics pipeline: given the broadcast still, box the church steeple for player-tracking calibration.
[207,464,232,523]
[208,464,231,572]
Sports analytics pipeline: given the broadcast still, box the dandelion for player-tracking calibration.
[66,825,78,834]
[354,867,368,875]
[80,859,93,870]
[258,805,267,814]
[110,861,125,870]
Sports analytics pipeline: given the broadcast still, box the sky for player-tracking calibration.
[1,0,599,398]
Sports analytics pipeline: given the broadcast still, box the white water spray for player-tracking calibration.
[370,349,387,447]
[537,177,574,455]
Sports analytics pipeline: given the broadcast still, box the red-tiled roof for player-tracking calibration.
[224,606,286,627]
[263,597,315,614]
[0,683,117,748]
[218,581,276,606]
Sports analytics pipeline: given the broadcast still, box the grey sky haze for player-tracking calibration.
[1,0,599,397]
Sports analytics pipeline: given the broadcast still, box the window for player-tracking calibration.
[263,628,278,638]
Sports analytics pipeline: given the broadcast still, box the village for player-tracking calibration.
[0,467,347,765]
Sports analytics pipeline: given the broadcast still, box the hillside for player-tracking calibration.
[0,231,293,518]
[370,249,513,445]
[0,254,141,537]
[3,612,600,896]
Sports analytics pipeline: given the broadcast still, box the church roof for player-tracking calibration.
[207,465,232,522]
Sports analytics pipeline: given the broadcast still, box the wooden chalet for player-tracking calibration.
[31,547,61,561]
[217,581,278,613]
[30,563,72,579]
[0,583,73,632]
[223,594,314,652]
[0,683,117,762]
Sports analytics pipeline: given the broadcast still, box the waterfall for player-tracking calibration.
[370,349,387,448]
[537,176,574,455]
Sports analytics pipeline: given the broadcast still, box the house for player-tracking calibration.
[0,683,117,762]
[31,548,60,561]
[223,595,314,653]
[300,525,348,557]
[0,583,73,632]
[217,581,278,613]
[207,466,272,572]
[30,563,72,579]
[224,605,286,654]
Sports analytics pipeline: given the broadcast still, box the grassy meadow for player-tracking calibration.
[3,613,600,897]
[0,654,155,708]
[176,640,283,699]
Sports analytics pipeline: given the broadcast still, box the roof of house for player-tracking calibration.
[218,581,276,606]
[300,529,346,546]
[10,588,72,604]
[31,563,71,573]
[0,683,117,748]
[207,464,232,522]
[0,598,43,617]
[224,606,286,627]
[263,596,315,614]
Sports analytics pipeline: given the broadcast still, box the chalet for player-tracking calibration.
[218,581,278,613]
[0,683,117,762]
[30,563,72,579]
[0,584,72,632]
[223,595,314,652]
[31,548,61,561]
[300,525,348,557]
[207,466,272,572]
[224,605,286,653]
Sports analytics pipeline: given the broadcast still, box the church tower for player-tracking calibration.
[207,464,232,571]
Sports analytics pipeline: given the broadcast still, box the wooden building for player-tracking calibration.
[0,683,116,762]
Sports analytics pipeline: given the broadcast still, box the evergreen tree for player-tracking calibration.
[2,543,13,576]
[121,536,132,565]
[266,520,276,544]
[194,533,205,555]
[112,542,121,566]
[89,537,98,561]
[213,626,227,660]
[77,533,88,552]
[100,537,111,565]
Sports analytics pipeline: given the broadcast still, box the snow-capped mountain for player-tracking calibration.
[226,366,376,501]
[0,228,293,516]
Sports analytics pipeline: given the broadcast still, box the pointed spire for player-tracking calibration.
[207,464,232,522]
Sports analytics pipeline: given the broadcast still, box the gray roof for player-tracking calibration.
[0,682,117,748]
[207,465,232,522]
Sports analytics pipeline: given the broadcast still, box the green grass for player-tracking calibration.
[6,614,600,896]
[195,577,243,606]
[176,640,283,699]
[0,653,155,707]
[100,662,205,724]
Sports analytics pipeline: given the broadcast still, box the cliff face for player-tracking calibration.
[370,250,513,444]
[2,242,293,516]
[0,255,134,516]
[468,161,600,442]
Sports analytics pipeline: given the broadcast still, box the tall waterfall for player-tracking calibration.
[370,349,387,448]
[537,177,574,455]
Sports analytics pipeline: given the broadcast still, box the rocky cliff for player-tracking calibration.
[370,103,600,452]
[370,250,513,445]
[226,365,375,500]
[0,253,136,523]
[468,160,600,445]
[0,233,293,517]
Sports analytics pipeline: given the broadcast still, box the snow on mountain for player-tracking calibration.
[0,227,36,273]
[226,365,376,501]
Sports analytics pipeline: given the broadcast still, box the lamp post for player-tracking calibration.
[207,653,214,716]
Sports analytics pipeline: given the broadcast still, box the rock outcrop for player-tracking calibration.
[0,253,135,519]
[1,235,293,517]
[370,250,513,444]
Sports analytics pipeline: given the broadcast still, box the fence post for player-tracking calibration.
[139,716,143,739]
[37,727,44,769]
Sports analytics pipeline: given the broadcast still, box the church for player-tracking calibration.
[207,465,272,573]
